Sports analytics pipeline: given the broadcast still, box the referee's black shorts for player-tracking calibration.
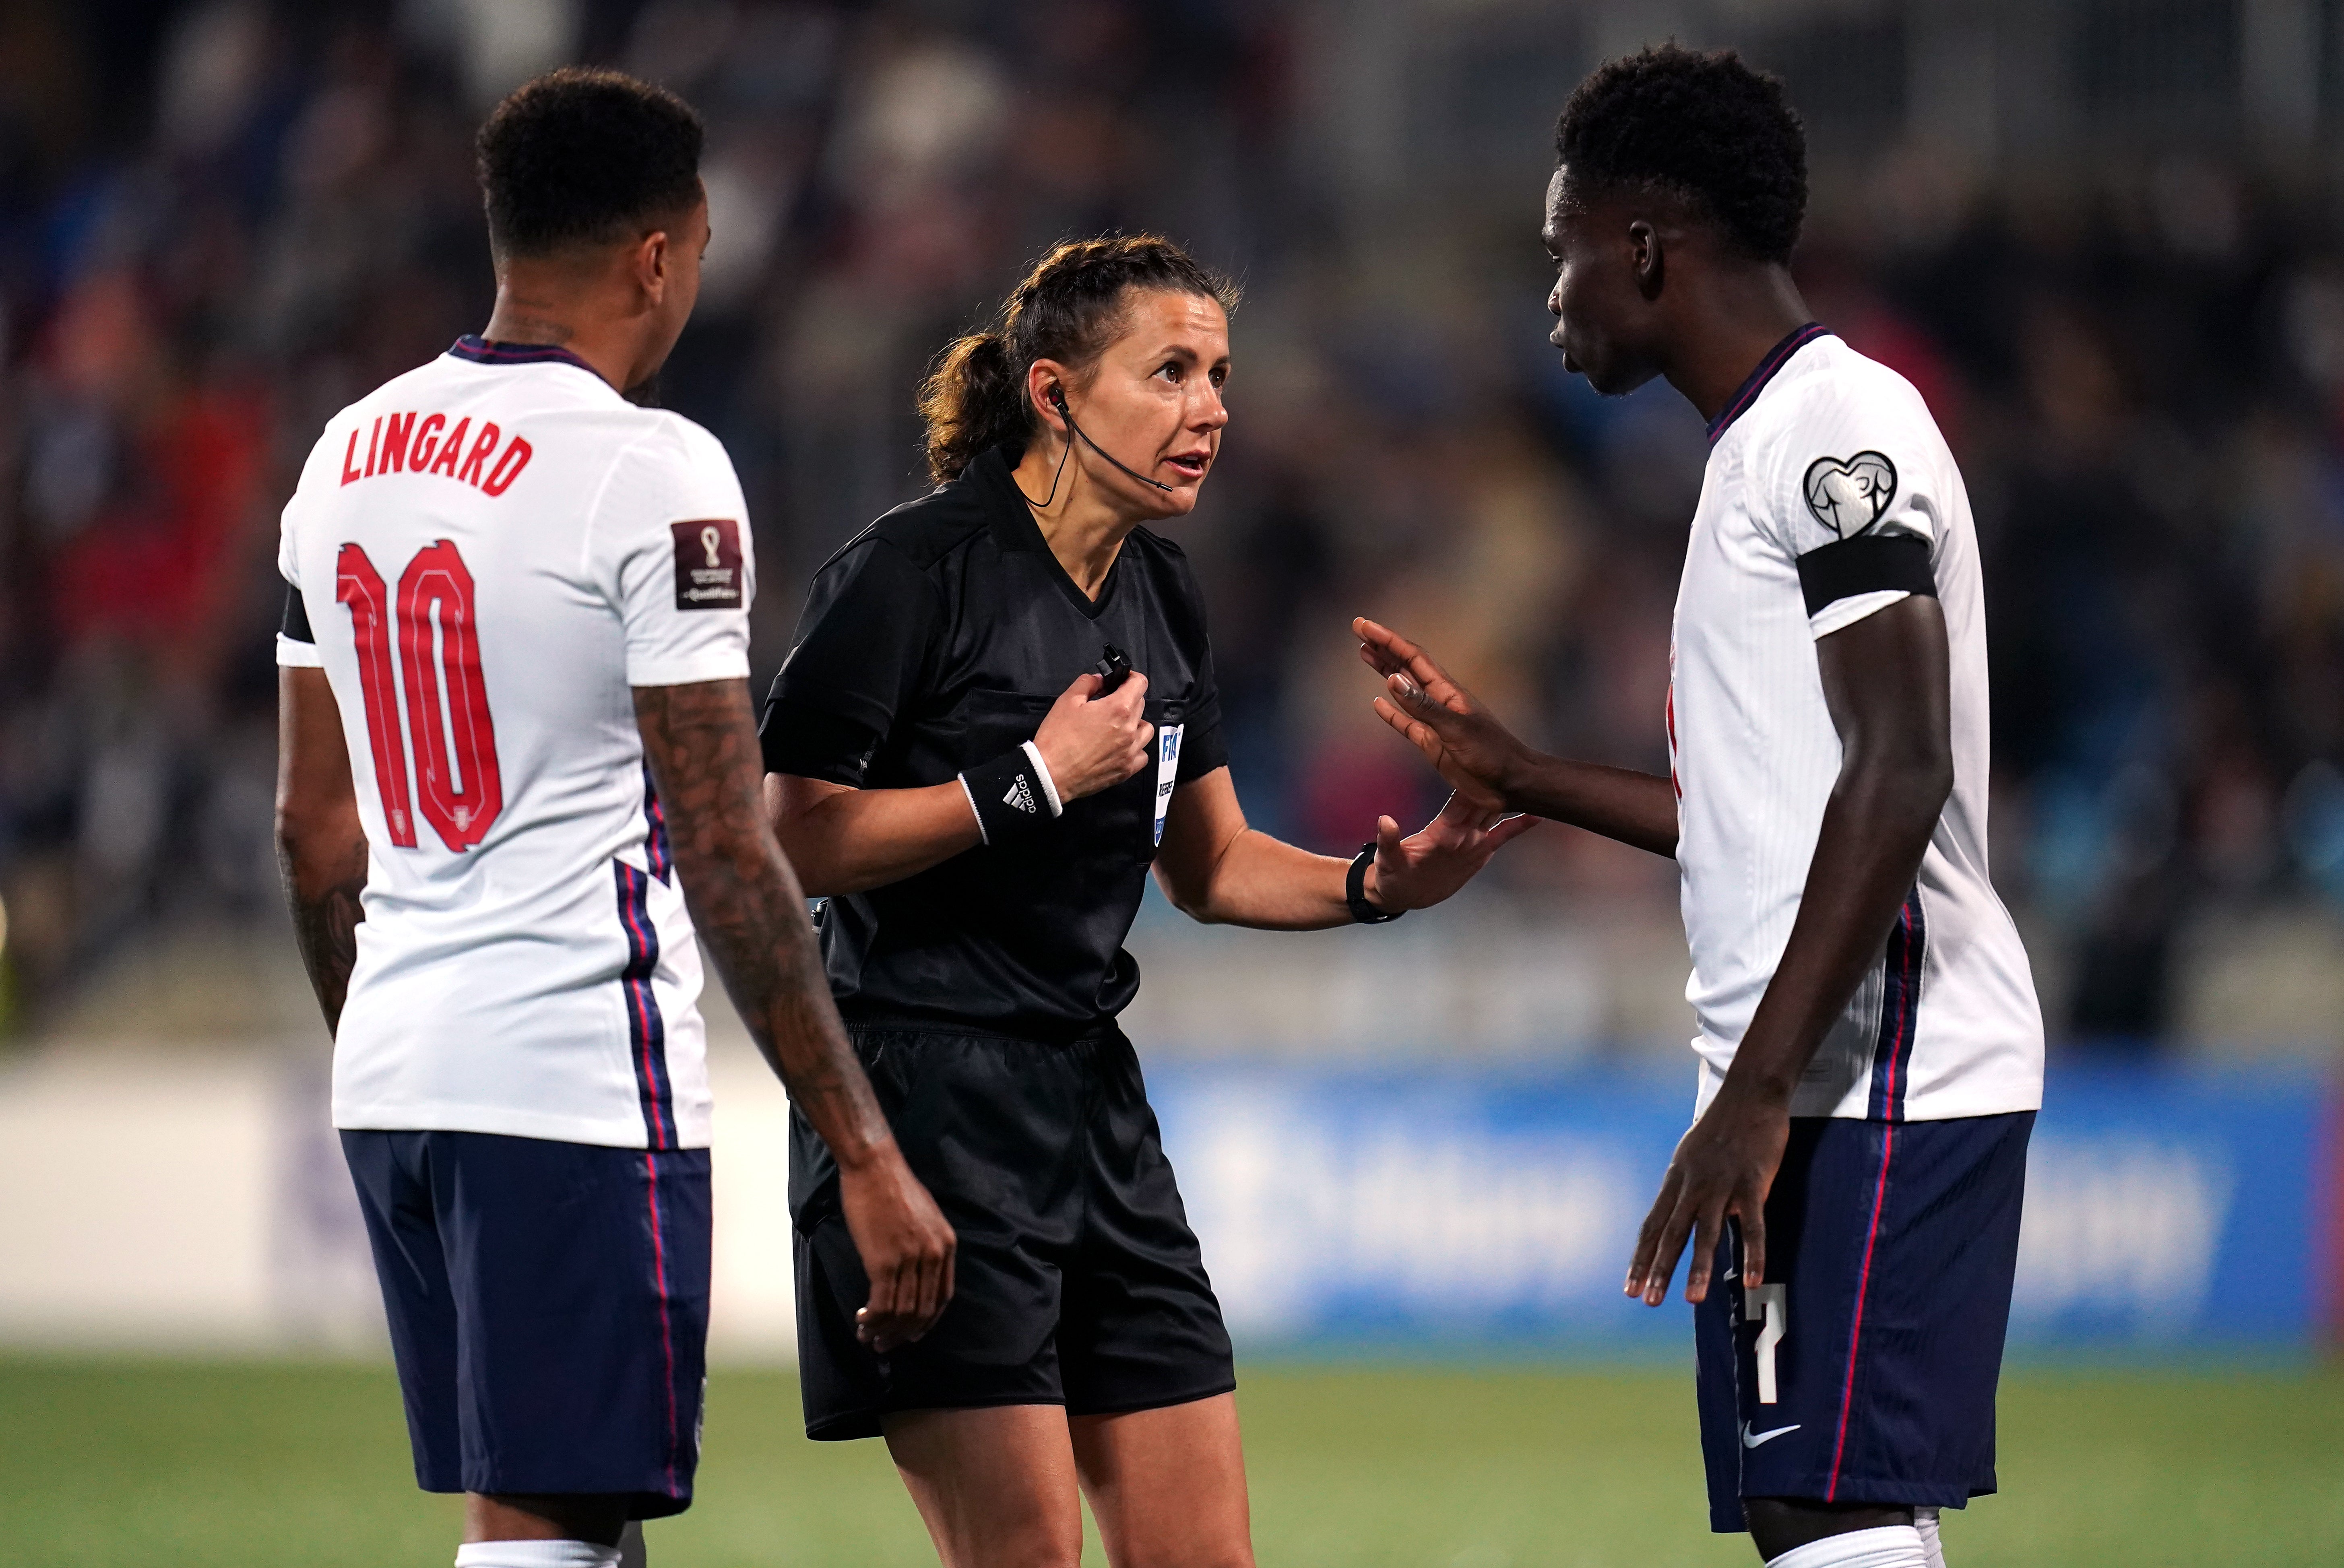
[789,1024,1235,1440]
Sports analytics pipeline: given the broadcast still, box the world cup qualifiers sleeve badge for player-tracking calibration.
[1801,452,1898,538]
[671,519,744,610]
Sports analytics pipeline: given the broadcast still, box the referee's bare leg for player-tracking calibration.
[885,1394,1252,1568]
[618,1519,646,1567]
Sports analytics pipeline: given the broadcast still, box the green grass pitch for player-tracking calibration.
[2,1360,2338,1565]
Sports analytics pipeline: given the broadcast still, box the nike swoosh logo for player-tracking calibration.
[1741,1422,1800,1449]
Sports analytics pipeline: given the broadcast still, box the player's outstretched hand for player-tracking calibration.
[1623,1089,1789,1308]
[1354,618,1524,815]
[1034,671,1154,802]
[1362,791,1537,913]
[839,1147,957,1352]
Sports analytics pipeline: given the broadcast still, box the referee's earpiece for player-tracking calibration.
[1016,382,1078,510]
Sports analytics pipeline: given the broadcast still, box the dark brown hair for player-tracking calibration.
[917,235,1238,484]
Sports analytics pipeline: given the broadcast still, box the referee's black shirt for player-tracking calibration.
[760,445,1228,1042]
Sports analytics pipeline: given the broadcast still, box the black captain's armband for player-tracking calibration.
[1795,533,1936,618]
[281,582,314,643]
[961,744,1063,846]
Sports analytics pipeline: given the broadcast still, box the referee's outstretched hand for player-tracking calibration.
[1034,670,1155,801]
[1354,618,1526,815]
[841,1148,958,1352]
[1361,792,1537,914]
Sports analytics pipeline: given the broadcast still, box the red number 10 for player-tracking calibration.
[336,540,504,851]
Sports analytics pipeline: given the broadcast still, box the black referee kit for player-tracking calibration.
[762,444,1238,1436]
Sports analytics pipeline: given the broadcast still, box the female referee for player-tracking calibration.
[758,235,1529,1568]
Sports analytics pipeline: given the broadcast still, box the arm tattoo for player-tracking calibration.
[279,834,368,1036]
[634,679,892,1166]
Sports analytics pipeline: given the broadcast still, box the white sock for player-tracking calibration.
[454,1541,622,1568]
[1914,1507,1943,1568]
[1765,1524,1930,1568]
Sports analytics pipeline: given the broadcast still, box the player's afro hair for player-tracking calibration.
[476,67,704,257]
[1555,44,1807,264]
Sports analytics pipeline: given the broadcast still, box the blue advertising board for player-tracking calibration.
[1144,1061,2332,1358]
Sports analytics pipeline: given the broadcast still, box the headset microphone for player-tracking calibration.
[1013,384,1181,509]
[1050,385,1176,495]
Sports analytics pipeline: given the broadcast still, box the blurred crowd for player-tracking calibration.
[4,0,2343,1045]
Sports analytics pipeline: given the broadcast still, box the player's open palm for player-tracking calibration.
[1625,1093,1790,1307]
[1366,792,1537,911]
[841,1151,957,1352]
[1354,618,1524,815]
[1035,671,1154,801]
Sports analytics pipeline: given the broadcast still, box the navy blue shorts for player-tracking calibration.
[1695,1111,2033,1532]
[341,1130,711,1518]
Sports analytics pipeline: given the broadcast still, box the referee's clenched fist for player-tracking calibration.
[1034,670,1152,800]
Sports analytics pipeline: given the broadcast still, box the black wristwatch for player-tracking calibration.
[1347,842,1405,924]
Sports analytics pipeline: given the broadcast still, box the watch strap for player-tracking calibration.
[1347,841,1405,924]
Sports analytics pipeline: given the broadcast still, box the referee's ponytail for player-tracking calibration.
[919,235,1238,485]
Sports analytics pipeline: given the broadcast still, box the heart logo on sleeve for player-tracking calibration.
[1801,452,1898,538]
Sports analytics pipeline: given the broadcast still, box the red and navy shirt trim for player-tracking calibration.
[641,764,673,885]
[447,334,601,376]
[1866,884,1926,1120]
[615,861,678,1149]
[1706,322,1832,446]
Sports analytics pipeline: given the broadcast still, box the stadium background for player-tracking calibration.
[0,0,2338,1563]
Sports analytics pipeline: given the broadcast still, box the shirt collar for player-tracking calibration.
[446,335,603,378]
[968,445,1120,621]
[1706,322,1832,446]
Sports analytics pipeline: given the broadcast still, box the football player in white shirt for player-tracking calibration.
[1355,46,2041,1568]
[273,70,952,1568]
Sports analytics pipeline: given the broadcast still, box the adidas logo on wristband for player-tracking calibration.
[962,749,1055,845]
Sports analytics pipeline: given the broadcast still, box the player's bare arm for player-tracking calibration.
[634,675,956,1350]
[1152,767,1532,929]
[1355,616,1677,856]
[274,665,369,1035]
[764,669,1150,897]
[1625,593,1953,1309]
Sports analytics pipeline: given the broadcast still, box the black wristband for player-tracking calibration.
[961,747,1057,846]
[1347,842,1404,924]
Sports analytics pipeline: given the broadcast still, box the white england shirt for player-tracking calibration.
[276,338,755,1149]
[1672,326,2043,1122]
